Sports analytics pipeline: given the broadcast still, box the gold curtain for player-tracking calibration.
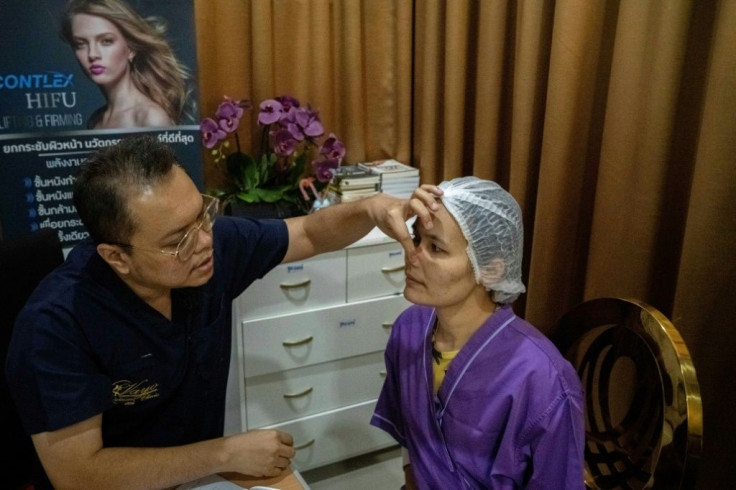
[196,0,735,485]
[194,0,412,190]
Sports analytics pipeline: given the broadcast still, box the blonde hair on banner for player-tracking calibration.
[60,0,193,124]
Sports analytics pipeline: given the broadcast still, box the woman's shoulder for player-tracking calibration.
[136,102,173,127]
[87,106,106,129]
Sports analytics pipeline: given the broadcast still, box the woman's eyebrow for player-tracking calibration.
[413,222,449,246]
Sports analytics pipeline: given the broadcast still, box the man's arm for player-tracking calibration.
[282,187,442,264]
[32,415,295,490]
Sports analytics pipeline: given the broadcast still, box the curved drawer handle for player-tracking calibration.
[294,439,316,450]
[382,322,393,329]
[279,278,311,290]
[283,387,314,399]
[379,370,387,377]
[282,335,313,347]
[381,264,405,273]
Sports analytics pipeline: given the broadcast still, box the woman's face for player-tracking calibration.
[404,203,482,308]
[70,13,133,88]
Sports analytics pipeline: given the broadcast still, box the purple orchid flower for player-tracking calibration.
[294,107,324,138]
[276,95,301,112]
[320,133,346,160]
[312,157,339,182]
[200,117,226,149]
[258,99,284,125]
[215,99,244,133]
[272,128,298,156]
[286,122,305,141]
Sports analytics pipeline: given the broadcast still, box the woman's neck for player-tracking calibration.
[434,290,497,351]
[104,76,144,111]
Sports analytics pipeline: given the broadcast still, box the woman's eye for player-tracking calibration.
[101,37,115,45]
[431,243,444,253]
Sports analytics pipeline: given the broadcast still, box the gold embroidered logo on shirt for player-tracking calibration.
[112,379,160,405]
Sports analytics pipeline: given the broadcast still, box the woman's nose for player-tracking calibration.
[406,244,422,266]
[87,45,100,60]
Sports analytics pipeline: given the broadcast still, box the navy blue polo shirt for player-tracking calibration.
[5,216,288,447]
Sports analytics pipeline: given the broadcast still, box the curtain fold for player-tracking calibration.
[194,1,735,486]
[195,0,411,192]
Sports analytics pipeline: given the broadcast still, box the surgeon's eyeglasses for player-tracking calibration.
[112,194,220,262]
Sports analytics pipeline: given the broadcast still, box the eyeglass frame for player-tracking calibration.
[109,194,220,262]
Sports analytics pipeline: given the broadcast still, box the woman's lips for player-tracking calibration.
[89,65,105,75]
[405,272,422,285]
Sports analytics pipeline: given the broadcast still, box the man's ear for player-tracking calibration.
[96,243,131,275]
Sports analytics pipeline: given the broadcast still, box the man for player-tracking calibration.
[5,135,437,489]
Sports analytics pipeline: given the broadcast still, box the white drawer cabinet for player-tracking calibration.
[234,250,347,321]
[242,295,405,378]
[245,351,385,428]
[225,230,409,471]
[268,400,396,471]
[346,241,406,302]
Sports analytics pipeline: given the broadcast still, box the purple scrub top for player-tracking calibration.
[371,304,585,489]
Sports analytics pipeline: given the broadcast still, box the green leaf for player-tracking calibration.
[257,154,273,183]
[235,191,259,203]
[244,158,259,190]
[255,187,287,203]
[225,152,254,190]
[289,153,307,185]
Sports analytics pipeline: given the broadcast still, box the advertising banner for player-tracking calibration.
[0,0,202,250]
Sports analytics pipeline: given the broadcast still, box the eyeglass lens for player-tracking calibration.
[177,198,218,261]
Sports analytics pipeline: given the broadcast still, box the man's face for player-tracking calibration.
[121,166,215,292]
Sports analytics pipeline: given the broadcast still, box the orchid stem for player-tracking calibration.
[234,131,241,153]
[261,125,270,157]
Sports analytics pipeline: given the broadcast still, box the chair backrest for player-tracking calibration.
[551,297,702,489]
[1,229,65,490]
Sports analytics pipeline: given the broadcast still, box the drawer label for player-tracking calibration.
[388,250,403,258]
[339,319,357,328]
[287,264,305,273]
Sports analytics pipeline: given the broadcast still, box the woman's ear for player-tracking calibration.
[97,243,131,275]
[481,259,505,285]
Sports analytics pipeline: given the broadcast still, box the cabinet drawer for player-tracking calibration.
[347,242,406,302]
[245,351,386,429]
[265,400,396,471]
[235,250,346,321]
[242,295,408,378]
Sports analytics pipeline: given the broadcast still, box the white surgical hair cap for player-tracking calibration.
[439,176,526,303]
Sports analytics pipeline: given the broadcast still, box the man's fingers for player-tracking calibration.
[278,430,294,446]
[408,185,443,229]
[280,443,296,459]
[398,235,416,263]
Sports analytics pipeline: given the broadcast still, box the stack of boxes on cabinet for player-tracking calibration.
[325,165,381,202]
[225,233,412,471]
[327,159,420,203]
[358,159,420,199]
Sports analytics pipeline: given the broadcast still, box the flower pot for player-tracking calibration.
[225,200,302,220]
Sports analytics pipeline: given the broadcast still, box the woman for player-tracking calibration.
[371,177,586,489]
[60,0,191,129]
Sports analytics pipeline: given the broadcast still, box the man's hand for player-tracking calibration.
[223,429,295,477]
[284,183,443,264]
[374,184,444,259]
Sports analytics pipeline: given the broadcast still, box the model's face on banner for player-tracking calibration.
[71,13,132,88]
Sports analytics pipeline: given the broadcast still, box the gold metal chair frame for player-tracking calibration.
[552,297,702,489]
